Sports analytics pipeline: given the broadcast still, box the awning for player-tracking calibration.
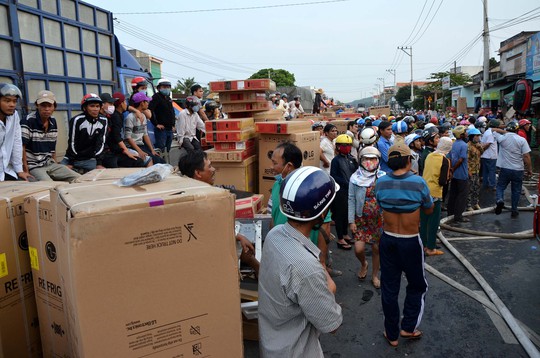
[481,83,514,100]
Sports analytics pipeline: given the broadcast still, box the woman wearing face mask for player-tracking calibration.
[466,128,485,211]
[330,135,358,250]
[348,146,385,287]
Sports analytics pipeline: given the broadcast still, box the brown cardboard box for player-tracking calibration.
[77,167,143,182]
[0,182,56,358]
[206,128,257,143]
[213,138,256,151]
[253,110,284,121]
[257,131,320,206]
[205,117,254,132]
[209,79,276,92]
[221,102,271,113]
[235,194,264,219]
[49,177,243,357]
[329,119,351,135]
[219,92,267,103]
[206,147,256,163]
[255,120,311,134]
[25,192,69,358]
[213,155,258,193]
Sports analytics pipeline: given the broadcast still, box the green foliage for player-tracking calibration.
[249,68,295,87]
[426,71,471,93]
[172,77,208,96]
[395,85,420,108]
[489,57,499,69]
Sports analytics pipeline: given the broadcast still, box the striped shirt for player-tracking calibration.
[124,113,148,146]
[375,171,433,213]
[258,223,342,358]
[20,112,57,169]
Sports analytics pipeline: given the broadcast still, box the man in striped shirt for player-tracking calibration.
[21,90,80,181]
[375,141,433,347]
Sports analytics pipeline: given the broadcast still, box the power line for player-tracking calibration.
[401,0,429,46]
[410,0,445,46]
[115,0,348,15]
[405,0,437,46]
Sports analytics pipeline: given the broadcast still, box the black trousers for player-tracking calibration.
[331,189,349,240]
[447,178,469,220]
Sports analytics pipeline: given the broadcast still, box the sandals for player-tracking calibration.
[400,330,423,340]
[358,262,368,280]
[336,241,352,250]
[425,249,444,256]
[372,276,380,289]
[383,332,398,347]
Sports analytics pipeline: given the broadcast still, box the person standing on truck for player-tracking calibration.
[149,79,176,153]
[124,92,164,166]
[128,77,153,121]
[176,96,206,152]
[0,83,33,181]
[190,84,210,122]
[61,94,108,173]
[20,90,80,181]
[101,92,146,169]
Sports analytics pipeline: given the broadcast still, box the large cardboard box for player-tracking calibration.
[49,177,243,357]
[213,156,257,193]
[205,117,254,132]
[255,120,311,134]
[257,131,320,206]
[213,138,256,151]
[77,167,143,182]
[329,119,351,135]
[253,110,284,121]
[219,92,267,103]
[221,102,271,113]
[0,182,56,357]
[205,147,256,163]
[209,79,276,92]
[206,128,257,143]
[25,192,69,358]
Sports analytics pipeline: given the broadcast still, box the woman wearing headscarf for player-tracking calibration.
[420,137,453,256]
[348,146,386,288]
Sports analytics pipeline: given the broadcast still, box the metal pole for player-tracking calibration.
[482,0,490,94]
[398,47,414,103]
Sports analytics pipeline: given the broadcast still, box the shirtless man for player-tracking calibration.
[375,141,434,347]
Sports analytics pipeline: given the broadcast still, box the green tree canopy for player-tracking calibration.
[395,85,420,108]
[172,77,206,95]
[249,68,295,87]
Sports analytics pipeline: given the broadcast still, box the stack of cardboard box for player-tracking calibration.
[18,176,244,357]
[205,79,277,193]
[256,121,321,207]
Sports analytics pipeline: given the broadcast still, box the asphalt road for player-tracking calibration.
[244,171,540,357]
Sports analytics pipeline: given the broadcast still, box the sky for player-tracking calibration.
[88,0,540,103]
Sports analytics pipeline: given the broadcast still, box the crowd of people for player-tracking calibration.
[1,79,535,356]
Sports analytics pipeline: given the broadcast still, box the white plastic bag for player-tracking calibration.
[115,164,173,187]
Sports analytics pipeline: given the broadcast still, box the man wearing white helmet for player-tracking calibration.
[405,132,422,174]
[259,167,343,357]
[150,78,175,153]
[0,83,33,181]
[360,127,378,147]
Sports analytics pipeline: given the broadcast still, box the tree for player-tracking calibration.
[249,68,295,87]
[173,77,197,95]
[489,57,499,69]
[424,71,472,109]
[395,85,420,108]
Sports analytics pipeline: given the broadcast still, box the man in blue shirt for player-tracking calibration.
[447,125,469,222]
[376,121,394,173]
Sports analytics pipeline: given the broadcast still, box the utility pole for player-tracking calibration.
[378,77,386,105]
[398,46,414,103]
[482,0,490,94]
[386,69,396,92]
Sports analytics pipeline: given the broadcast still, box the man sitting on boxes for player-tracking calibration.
[178,149,259,274]
[20,90,80,181]
[176,96,206,152]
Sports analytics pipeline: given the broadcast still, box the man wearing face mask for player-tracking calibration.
[259,166,343,357]
[176,96,205,152]
[149,79,175,153]
[330,134,358,250]
[102,92,146,168]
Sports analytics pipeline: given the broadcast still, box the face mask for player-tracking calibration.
[361,158,379,172]
[138,89,147,94]
[159,89,171,96]
[104,105,115,115]
[337,145,352,155]
[192,105,200,113]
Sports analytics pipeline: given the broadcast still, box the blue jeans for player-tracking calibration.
[481,158,497,188]
[154,128,173,152]
[61,157,96,173]
[496,168,523,212]
[380,232,428,341]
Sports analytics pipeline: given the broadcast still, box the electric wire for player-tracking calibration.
[400,0,429,46]
[405,0,437,46]
[115,0,348,15]
[410,0,445,46]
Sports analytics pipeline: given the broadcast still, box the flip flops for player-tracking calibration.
[400,330,423,340]
[383,332,398,347]
[372,277,381,289]
[358,262,369,280]
[336,241,352,250]
[425,249,444,256]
